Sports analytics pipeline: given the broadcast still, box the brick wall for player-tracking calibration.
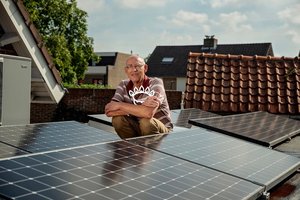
[30,89,182,123]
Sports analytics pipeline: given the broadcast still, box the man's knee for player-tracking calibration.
[139,118,168,136]
[112,116,125,131]
[112,116,138,139]
[139,118,153,135]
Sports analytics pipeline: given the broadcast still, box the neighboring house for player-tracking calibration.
[0,0,65,124]
[185,52,300,114]
[146,36,274,91]
[84,52,131,88]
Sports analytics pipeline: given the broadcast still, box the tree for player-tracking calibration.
[23,0,99,83]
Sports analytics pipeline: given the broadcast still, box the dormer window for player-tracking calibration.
[161,57,174,64]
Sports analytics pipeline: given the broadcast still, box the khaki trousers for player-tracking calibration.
[112,115,170,139]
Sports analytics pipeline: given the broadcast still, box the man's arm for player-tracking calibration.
[105,97,159,118]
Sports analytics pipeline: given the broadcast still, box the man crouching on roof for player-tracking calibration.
[105,54,173,139]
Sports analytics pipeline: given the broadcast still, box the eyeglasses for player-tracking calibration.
[125,64,144,70]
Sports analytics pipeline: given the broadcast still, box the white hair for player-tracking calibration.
[126,54,145,66]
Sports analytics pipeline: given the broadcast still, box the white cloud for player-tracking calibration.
[278,4,300,25]
[159,31,194,44]
[219,11,252,32]
[208,0,290,9]
[209,0,240,8]
[277,4,300,46]
[76,0,106,13]
[171,10,208,26]
[202,24,211,33]
[286,30,300,44]
[118,0,168,9]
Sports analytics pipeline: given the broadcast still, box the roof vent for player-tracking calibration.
[202,35,217,50]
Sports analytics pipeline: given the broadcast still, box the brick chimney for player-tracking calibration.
[202,35,217,49]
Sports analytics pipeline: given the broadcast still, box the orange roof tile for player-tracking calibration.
[185,53,300,114]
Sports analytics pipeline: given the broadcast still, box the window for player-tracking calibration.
[161,57,174,64]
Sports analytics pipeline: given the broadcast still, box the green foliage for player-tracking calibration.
[63,83,112,89]
[23,0,99,84]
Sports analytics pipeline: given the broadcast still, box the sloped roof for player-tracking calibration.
[184,53,300,114]
[146,43,273,77]
[88,52,118,66]
[0,0,65,103]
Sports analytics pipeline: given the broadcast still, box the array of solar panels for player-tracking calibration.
[189,111,300,147]
[0,109,299,200]
[0,121,119,154]
[129,129,300,191]
[0,140,266,200]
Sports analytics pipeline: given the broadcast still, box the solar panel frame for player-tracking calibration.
[88,114,113,126]
[88,110,194,133]
[88,111,182,127]
[0,140,264,200]
[189,111,300,147]
[0,142,28,159]
[128,129,300,191]
[173,108,219,128]
[0,121,120,153]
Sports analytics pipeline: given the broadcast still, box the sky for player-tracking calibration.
[76,0,300,58]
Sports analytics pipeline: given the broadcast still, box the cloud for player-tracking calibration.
[278,4,300,25]
[209,0,240,8]
[286,30,300,44]
[219,11,252,32]
[277,4,300,45]
[76,0,106,13]
[118,0,168,9]
[208,0,288,9]
[170,10,208,26]
[159,31,194,44]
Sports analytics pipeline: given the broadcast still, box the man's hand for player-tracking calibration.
[105,101,122,117]
[142,96,160,108]
[105,97,159,118]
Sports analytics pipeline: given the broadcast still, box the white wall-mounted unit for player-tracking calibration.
[0,54,31,125]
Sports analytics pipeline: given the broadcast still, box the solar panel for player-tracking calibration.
[173,108,219,128]
[129,129,300,191]
[88,111,191,133]
[189,111,300,147]
[0,140,264,200]
[88,114,112,126]
[0,121,120,153]
[275,135,300,158]
[0,142,28,159]
[88,111,181,127]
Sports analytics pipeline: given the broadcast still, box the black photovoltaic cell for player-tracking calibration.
[189,111,300,147]
[0,140,263,200]
[0,143,28,159]
[129,129,300,191]
[0,121,120,153]
[172,108,219,128]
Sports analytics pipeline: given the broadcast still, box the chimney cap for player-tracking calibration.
[205,35,215,39]
[203,35,218,50]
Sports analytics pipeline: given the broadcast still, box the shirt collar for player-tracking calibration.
[126,75,150,92]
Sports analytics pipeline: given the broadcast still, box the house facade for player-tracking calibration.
[83,52,131,88]
[146,36,274,91]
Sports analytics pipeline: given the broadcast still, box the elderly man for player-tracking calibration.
[105,54,173,139]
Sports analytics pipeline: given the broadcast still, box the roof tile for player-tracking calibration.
[185,53,300,114]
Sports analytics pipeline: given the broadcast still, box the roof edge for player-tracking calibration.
[188,52,299,61]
